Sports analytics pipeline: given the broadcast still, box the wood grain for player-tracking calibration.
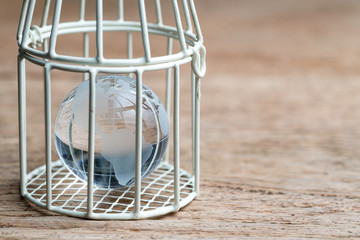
[2,0,360,239]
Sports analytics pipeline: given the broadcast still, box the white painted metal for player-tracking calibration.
[135,70,143,217]
[173,64,180,210]
[87,70,96,218]
[44,64,52,210]
[17,0,206,220]
[17,54,26,197]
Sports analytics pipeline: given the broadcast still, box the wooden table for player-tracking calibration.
[2,0,360,239]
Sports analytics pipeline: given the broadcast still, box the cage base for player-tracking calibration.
[23,160,196,219]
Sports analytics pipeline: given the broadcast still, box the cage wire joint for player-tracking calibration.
[190,42,206,78]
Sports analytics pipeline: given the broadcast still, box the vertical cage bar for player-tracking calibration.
[182,0,193,32]
[42,0,50,54]
[20,0,36,48]
[191,72,195,178]
[155,0,163,25]
[48,0,63,56]
[188,0,203,42]
[41,0,51,27]
[127,31,133,59]
[87,70,96,217]
[194,76,201,194]
[96,0,104,63]
[163,37,173,164]
[18,54,27,197]
[17,0,30,44]
[138,0,152,62]
[79,0,86,21]
[171,0,187,54]
[44,64,52,209]
[134,70,143,217]
[83,32,89,81]
[79,0,89,81]
[127,31,133,78]
[118,0,124,21]
[173,64,180,210]
[43,39,48,52]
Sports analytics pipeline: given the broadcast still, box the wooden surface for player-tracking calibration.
[2,0,360,239]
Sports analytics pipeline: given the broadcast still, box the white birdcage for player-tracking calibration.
[17,0,205,219]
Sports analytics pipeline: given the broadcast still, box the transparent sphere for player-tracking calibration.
[54,75,169,189]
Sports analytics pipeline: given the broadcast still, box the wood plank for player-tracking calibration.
[2,0,360,239]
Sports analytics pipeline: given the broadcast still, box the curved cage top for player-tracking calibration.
[17,0,205,69]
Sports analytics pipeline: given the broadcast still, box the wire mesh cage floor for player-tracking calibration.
[17,0,205,220]
[25,160,195,219]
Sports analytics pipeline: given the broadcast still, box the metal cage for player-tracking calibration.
[17,0,206,219]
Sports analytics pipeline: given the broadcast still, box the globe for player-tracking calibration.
[54,74,169,189]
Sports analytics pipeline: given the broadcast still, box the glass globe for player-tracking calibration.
[54,74,169,189]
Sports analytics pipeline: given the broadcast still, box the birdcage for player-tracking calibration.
[17,0,205,219]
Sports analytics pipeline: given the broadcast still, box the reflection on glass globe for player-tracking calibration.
[54,74,169,189]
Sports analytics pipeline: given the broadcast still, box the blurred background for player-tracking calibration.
[2,0,360,238]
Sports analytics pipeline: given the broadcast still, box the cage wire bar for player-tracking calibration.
[17,0,206,219]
